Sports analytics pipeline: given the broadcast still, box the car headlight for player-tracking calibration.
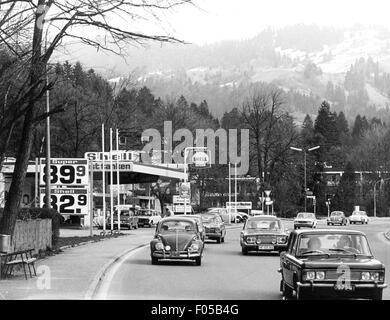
[155,242,164,250]
[361,272,370,281]
[303,271,316,281]
[361,271,383,281]
[189,243,200,251]
[316,271,325,280]
[165,245,171,251]
[246,237,256,243]
[277,236,287,243]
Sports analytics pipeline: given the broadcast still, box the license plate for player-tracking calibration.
[258,245,274,250]
[172,252,180,257]
[334,283,355,291]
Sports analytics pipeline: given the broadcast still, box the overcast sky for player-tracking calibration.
[162,0,390,44]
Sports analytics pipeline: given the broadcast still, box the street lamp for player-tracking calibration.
[290,145,320,211]
[183,147,210,215]
[374,178,390,218]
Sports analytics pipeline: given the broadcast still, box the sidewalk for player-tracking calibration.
[0,224,242,300]
[0,229,154,300]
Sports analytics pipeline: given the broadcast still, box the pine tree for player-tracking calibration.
[333,162,357,214]
[301,114,315,147]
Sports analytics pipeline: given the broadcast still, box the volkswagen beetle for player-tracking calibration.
[150,216,204,266]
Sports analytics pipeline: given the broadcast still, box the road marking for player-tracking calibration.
[93,245,148,300]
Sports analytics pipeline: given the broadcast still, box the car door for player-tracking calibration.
[281,233,297,287]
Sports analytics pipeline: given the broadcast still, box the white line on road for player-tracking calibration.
[93,245,149,300]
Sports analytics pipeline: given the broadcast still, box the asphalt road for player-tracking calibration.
[97,218,390,300]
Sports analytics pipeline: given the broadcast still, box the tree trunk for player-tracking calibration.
[0,1,45,236]
[0,124,14,172]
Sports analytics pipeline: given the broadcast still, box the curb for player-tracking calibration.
[384,231,390,242]
[58,233,129,251]
[84,243,149,300]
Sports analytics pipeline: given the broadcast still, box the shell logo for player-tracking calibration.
[191,151,209,167]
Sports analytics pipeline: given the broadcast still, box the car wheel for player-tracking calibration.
[195,257,202,266]
[216,237,221,244]
[282,280,294,299]
[296,287,310,300]
[241,247,248,255]
[151,257,158,265]
[369,290,383,300]
[221,237,225,243]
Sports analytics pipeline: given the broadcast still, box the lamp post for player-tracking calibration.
[374,178,390,218]
[183,147,210,215]
[290,145,320,212]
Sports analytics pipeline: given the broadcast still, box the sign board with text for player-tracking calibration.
[40,187,89,216]
[226,202,252,210]
[40,159,89,186]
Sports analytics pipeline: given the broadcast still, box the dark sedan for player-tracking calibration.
[200,213,226,243]
[150,217,204,266]
[279,229,387,300]
[240,215,289,254]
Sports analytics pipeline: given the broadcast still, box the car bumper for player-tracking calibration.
[294,222,314,227]
[242,243,287,252]
[296,281,387,297]
[328,220,344,224]
[152,250,201,259]
[205,231,223,238]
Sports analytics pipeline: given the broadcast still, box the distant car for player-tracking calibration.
[294,212,317,229]
[182,214,205,242]
[111,209,139,230]
[250,210,264,216]
[200,213,226,243]
[279,229,387,300]
[137,209,162,227]
[349,211,369,225]
[327,211,348,226]
[227,209,249,223]
[206,207,230,223]
[150,216,204,265]
[240,215,289,254]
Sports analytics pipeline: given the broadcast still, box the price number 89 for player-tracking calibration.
[42,165,86,185]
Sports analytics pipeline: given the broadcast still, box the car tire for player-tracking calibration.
[296,287,310,300]
[195,257,202,266]
[216,237,221,244]
[241,247,248,255]
[221,237,225,243]
[282,280,294,299]
[151,257,158,265]
[370,290,383,300]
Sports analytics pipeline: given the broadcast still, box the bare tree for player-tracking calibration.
[0,0,195,235]
[240,83,298,187]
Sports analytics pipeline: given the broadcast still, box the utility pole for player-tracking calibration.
[374,178,390,217]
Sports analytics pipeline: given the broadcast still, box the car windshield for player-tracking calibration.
[331,212,343,216]
[297,213,314,219]
[159,221,195,233]
[245,219,280,230]
[297,233,372,257]
[353,211,366,216]
[114,210,131,217]
[201,215,219,223]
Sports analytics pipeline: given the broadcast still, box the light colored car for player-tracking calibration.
[137,209,162,227]
[207,207,230,223]
[327,211,348,226]
[294,212,317,229]
[349,211,369,224]
[226,209,249,223]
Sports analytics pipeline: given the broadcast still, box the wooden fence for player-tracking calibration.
[12,219,52,254]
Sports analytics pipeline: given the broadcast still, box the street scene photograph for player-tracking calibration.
[1,0,390,306]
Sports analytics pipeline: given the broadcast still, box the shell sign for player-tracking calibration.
[191,151,209,167]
